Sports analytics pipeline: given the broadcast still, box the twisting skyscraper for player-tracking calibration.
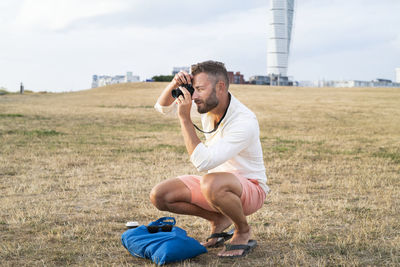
[267,0,294,84]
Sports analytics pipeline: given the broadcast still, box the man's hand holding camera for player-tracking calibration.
[172,71,192,88]
[171,71,200,156]
[171,71,195,99]
[172,71,194,121]
[176,86,193,121]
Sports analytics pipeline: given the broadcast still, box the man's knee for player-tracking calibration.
[201,173,243,203]
[200,173,229,202]
[150,178,190,211]
[149,183,168,211]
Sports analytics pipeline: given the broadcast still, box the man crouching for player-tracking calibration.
[150,60,269,258]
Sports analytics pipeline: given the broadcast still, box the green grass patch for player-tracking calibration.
[341,147,363,155]
[1,130,18,135]
[345,206,372,216]
[272,145,291,153]
[0,89,10,95]
[275,137,308,144]
[128,147,155,153]
[111,144,186,155]
[126,120,178,133]
[155,144,186,154]
[1,129,63,137]
[0,113,24,118]
[372,147,400,164]
[312,147,337,155]
[271,137,304,153]
[98,105,153,109]
[23,129,63,137]
[143,122,178,132]
[0,170,18,176]
[32,115,51,120]
[111,147,155,154]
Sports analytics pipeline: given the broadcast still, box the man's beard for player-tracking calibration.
[196,86,219,114]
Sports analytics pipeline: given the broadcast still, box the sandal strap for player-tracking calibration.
[225,244,250,251]
[206,232,232,241]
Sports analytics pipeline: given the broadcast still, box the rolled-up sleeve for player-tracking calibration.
[154,100,200,118]
[154,101,177,116]
[190,120,255,172]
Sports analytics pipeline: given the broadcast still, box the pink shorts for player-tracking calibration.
[178,172,266,216]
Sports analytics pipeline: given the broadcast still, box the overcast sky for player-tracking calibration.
[1,0,399,92]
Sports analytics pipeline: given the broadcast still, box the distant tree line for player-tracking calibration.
[152,75,174,82]
[0,87,9,95]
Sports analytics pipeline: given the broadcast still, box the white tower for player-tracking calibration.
[267,0,294,78]
[396,68,400,83]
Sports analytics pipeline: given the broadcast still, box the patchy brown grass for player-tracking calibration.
[0,83,399,266]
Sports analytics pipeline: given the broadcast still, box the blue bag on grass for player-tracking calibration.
[121,217,207,265]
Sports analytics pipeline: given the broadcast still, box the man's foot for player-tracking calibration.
[217,228,251,257]
[201,215,232,247]
[218,240,257,258]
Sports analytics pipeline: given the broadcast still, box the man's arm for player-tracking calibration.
[156,71,200,155]
[156,71,193,107]
[190,120,256,172]
[179,117,201,156]
[176,87,201,156]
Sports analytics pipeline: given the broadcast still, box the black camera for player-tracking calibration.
[171,84,195,99]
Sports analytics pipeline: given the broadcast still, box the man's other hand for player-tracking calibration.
[176,86,193,120]
[172,71,193,88]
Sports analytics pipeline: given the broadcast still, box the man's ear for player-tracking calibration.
[217,80,226,93]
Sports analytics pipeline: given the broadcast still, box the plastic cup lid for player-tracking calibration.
[126,221,139,227]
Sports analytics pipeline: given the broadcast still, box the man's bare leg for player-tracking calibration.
[200,172,251,257]
[150,178,232,246]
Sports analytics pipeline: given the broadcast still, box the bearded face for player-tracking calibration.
[195,84,219,114]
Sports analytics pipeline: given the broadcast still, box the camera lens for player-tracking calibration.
[171,84,194,99]
[171,88,183,99]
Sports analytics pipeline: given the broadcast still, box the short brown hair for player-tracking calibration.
[191,60,229,89]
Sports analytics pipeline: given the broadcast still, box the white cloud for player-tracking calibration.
[1,0,399,92]
[289,0,400,80]
[293,1,399,55]
[13,0,131,31]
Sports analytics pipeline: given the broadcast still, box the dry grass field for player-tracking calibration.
[0,82,399,266]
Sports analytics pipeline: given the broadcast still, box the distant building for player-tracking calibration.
[125,72,139,83]
[297,80,316,87]
[228,71,245,84]
[172,67,190,75]
[269,74,293,86]
[92,75,98,88]
[333,79,400,88]
[249,76,270,85]
[298,79,400,88]
[396,68,400,83]
[91,72,140,88]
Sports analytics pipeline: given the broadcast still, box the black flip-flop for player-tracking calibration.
[218,239,258,258]
[204,229,234,248]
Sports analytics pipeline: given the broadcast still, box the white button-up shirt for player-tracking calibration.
[155,93,269,194]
